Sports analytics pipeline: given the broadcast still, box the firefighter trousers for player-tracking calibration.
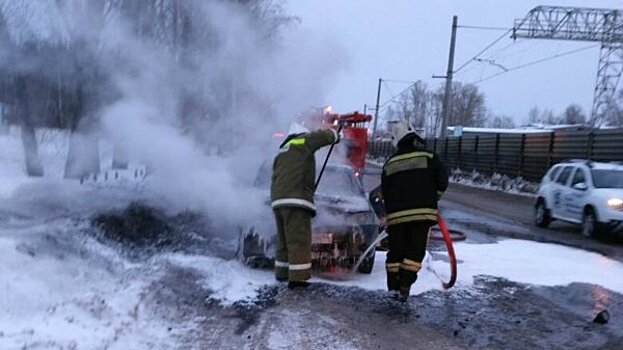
[273,206,312,282]
[385,221,433,292]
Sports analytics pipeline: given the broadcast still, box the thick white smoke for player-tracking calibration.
[94,1,349,229]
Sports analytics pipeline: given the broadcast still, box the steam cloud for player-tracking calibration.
[1,0,348,230]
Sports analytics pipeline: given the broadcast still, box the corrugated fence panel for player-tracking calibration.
[592,130,623,161]
[367,129,623,182]
[475,135,497,175]
[497,134,522,175]
[368,140,394,159]
[552,131,591,163]
[523,133,552,181]
[446,137,460,169]
[460,136,478,171]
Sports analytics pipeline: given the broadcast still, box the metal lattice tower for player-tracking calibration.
[512,6,623,127]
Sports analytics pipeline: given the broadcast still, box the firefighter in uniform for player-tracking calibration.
[271,122,339,289]
[380,120,448,301]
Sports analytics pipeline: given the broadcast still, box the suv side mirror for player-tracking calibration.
[573,182,588,191]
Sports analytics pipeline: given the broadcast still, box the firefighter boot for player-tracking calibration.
[387,271,400,292]
[288,281,310,289]
[398,286,410,303]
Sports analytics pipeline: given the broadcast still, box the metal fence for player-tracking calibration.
[368,129,623,181]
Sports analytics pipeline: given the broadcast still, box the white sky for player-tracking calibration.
[285,0,623,124]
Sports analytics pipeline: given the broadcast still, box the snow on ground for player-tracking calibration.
[164,253,275,306]
[156,237,623,304]
[325,238,623,297]
[2,129,623,348]
[0,221,177,349]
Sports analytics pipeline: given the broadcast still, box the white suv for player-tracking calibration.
[534,160,623,237]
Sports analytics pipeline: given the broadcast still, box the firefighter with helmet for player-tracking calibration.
[378,120,448,301]
[270,122,340,289]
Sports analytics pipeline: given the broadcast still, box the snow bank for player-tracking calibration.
[329,239,623,297]
[165,254,275,306]
[0,225,174,349]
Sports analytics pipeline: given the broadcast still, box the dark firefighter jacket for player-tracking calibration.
[381,133,448,226]
[270,129,339,214]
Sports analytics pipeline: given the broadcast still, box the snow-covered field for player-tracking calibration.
[2,129,623,348]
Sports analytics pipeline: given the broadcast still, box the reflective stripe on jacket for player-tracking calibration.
[381,134,448,226]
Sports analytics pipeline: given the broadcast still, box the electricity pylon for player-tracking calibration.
[513,6,623,127]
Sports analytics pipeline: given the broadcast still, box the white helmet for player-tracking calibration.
[287,122,309,136]
[388,120,415,147]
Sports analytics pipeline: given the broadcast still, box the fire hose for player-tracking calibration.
[372,214,465,289]
[436,214,457,289]
[361,214,459,289]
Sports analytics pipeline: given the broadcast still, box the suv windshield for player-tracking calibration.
[591,169,623,189]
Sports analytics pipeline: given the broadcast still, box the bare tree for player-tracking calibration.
[527,105,559,125]
[446,82,487,127]
[487,114,516,129]
[386,81,488,137]
[385,82,443,137]
[0,0,291,177]
[561,104,586,125]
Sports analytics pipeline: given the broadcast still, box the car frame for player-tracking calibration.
[240,162,380,274]
[534,159,623,237]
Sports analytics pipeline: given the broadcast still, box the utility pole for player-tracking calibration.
[372,78,382,139]
[440,16,458,137]
[363,104,367,115]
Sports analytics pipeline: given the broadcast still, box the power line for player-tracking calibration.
[379,82,419,108]
[382,79,396,101]
[383,78,420,84]
[472,44,600,84]
[488,40,519,61]
[457,25,512,31]
[454,28,513,74]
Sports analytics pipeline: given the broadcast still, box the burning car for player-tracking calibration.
[240,162,379,274]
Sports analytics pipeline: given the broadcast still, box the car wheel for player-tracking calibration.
[534,199,552,228]
[582,207,599,238]
[357,252,375,274]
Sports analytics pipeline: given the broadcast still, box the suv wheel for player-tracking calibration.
[535,199,552,228]
[581,207,598,238]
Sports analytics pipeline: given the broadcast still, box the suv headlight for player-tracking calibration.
[607,198,623,210]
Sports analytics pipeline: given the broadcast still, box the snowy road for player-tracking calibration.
[1,131,623,349]
[0,178,621,349]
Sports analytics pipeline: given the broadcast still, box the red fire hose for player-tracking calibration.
[436,214,457,289]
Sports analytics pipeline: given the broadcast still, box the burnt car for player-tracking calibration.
[240,162,379,274]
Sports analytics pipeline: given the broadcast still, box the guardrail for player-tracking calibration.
[368,129,623,181]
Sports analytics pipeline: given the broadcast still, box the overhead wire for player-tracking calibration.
[382,79,396,102]
[471,44,600,84]
[457,25,512,32]
[379,81,419,109]
[453,27,514,75]
[455,41,519,77]
[382,78,421,84]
